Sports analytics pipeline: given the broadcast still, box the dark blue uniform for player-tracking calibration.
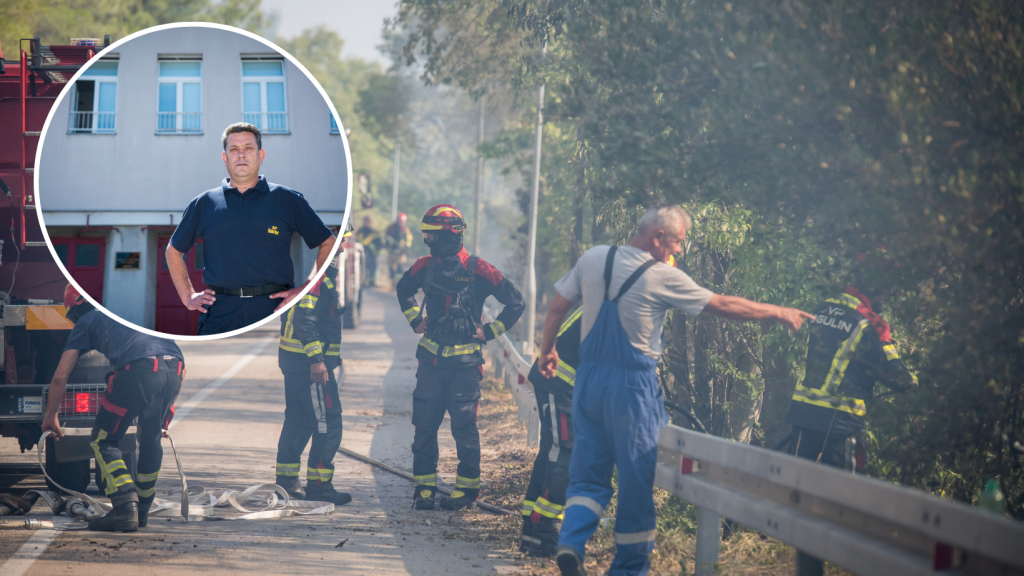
[66,311,184,512]
[170,175,333,335]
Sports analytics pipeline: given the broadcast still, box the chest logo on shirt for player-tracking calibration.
[455,276,473,282]
[268,225,280,236]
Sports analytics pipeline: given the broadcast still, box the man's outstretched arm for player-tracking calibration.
[704,294,814,331]
[167,243,215,313]
[40,349,81,440]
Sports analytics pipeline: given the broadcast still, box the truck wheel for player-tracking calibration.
[95,443,138,495]
[343,293,361,329]
[44,437,91,494]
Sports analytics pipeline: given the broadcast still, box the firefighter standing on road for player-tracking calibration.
[41,286,185,533]
[356,215,383,286]
[397,204,525,510]
[784,251,918,468]
[520,307,583,557]
[275,255,351,506]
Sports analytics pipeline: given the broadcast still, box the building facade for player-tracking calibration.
[38,26,349,333]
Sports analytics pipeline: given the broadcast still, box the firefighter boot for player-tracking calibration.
[277,476,306,500]
[304,483,352,506]
[138,500,152,529]
[527,517,560,558]
[439,488,478,511]
[88,502,139,533]
[414,486,436,510]
[556,546,588,576]
[520,516,540,553]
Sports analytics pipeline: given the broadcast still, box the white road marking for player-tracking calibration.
[0,334,275,576]
[168,334,275,429]
[1,519,72,576]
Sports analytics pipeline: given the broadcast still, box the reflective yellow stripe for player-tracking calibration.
[277,462,301,476]
[414,473,437,487]
[307,466,333,480]
[418,338,439,354]
[558,307,583,337]
[882,344,899,361]
[534,497,565,519]
[791,387,867,416]
[304,341,324,357]
[298,295,317,309]
[826,294,861,310]
[90,429,119,496]
[522,500,535,516]
[556,360,576,385]
[323,277,334,289]
[136,486,156,498]
[489,320,506,339]
[326,350,340,356]
[820,320,869,394]
[455,475,480,489]
[417,338,481,358]
[111,474,134,488]
[404,306,421,322]
[105,459,127,474]
[137,471,159,483]
[279,338,305,353]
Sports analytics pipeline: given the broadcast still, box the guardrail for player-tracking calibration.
[656,424,1024,576]
[483,309,539,447]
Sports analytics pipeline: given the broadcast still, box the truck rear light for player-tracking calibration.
[75,392,91,413]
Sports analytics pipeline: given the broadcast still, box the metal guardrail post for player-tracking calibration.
[694,506,721,576]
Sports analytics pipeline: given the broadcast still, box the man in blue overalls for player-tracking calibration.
[538,206,814,576]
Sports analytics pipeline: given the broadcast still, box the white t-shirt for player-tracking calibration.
[554,245,713,359]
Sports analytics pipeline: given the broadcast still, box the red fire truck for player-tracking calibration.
[0,36,134,492]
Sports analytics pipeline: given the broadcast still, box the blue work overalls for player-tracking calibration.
[559,246,664,576]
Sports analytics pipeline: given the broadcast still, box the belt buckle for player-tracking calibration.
[239,289,253,298]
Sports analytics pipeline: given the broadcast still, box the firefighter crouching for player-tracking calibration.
[784,251,918,470]
[41,286,185,532]
[521,307,582,557]
[275,255,351,505]
[397,204,525,510]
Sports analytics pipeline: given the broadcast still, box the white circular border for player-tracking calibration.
[33,22,354,341]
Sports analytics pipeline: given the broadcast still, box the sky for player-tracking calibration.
[262,0,397,64]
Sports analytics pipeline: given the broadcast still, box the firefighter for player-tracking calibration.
[784,250,918,469]
[520,307,582,557]
[356,215,383,286]
[386,212,415,281]
[275,255,351,505]
[41,285,185,532]
[397,204,525,510]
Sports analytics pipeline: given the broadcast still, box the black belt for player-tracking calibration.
[208,284,289,298]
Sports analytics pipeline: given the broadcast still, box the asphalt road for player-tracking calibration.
[0,289,523,575]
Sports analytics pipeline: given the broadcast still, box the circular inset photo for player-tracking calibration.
[34,23,351,339]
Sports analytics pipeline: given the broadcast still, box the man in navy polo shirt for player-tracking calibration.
[167,123,337,335]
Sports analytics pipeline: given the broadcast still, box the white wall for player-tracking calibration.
[39,26,348,222]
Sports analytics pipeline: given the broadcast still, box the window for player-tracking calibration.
[50,237,107,303]
[157,60,202,134]
[241,59,288,133]
[69,60,117,134]
[329,112,340,135]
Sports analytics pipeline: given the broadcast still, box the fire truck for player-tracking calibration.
[0,36,134,492]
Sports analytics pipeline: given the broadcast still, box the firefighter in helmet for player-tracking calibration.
[784,248,918,470]
[41,285,185,532]
[275,254,351,505]
[396,204,525,510]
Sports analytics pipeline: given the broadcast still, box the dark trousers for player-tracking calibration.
[276,364,343,488]
[411,363,482,493]
[198,294,279,335]
[524,386,574,521]
[791,425,865,471]
[91,356,183,507]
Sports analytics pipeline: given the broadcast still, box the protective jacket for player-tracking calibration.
[528,307,582,395]
[279,265,342,371]
[785,287,917,435]
[397,247,525,368]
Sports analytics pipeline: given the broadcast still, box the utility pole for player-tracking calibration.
[390,141,401,222]
[525,42,547,356]
[473,95,485,253]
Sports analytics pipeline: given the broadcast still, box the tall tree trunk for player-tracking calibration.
[571,125,587,266]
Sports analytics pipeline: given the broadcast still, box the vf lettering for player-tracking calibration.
[815,315,853,332]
